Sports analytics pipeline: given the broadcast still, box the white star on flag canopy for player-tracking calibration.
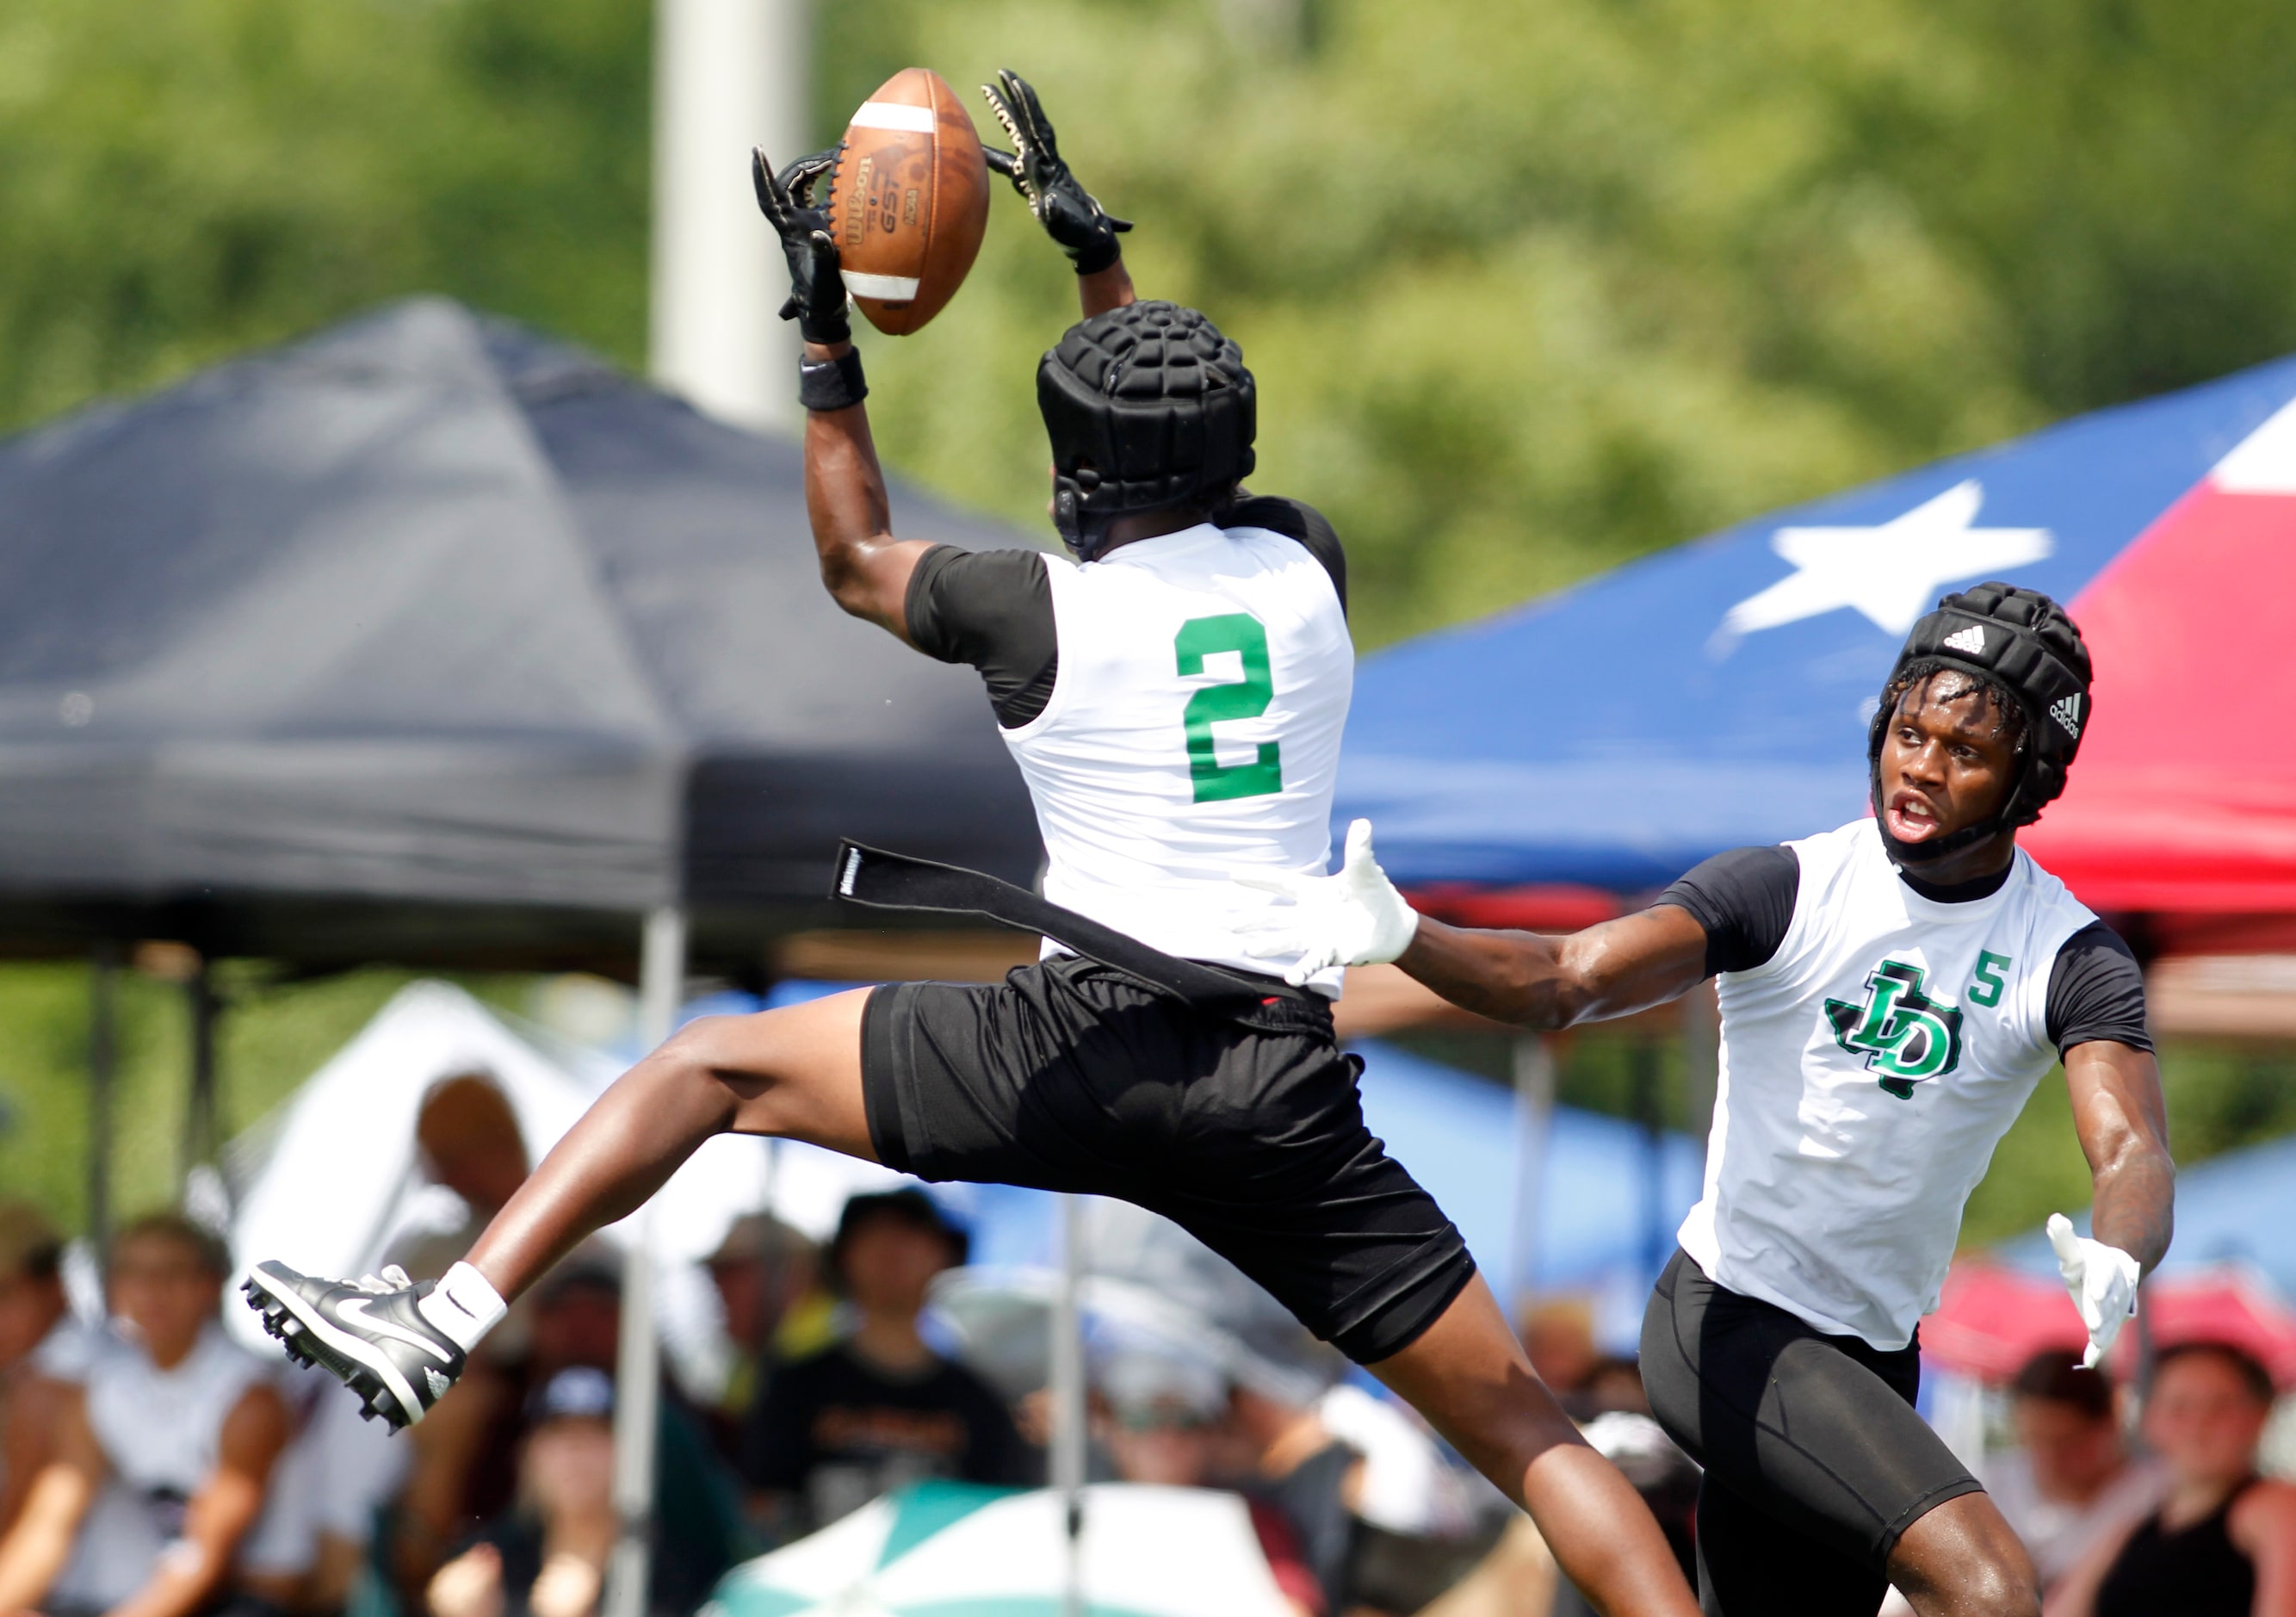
[1718,480,2053,639]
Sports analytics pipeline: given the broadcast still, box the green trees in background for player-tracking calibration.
[5,0,2296,1233]
[7,0,2296,643]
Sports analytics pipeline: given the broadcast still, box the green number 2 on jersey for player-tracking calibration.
[1174,613,1284,802]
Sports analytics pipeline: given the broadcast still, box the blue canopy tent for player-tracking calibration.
[2002,1128,2296,1302]
[1334,354,2296,905]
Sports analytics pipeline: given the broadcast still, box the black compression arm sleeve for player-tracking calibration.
[2046,921,2154,1054]
[1220,495,1347,616]
[903,545,1060,729]
[1656,845,1801,977]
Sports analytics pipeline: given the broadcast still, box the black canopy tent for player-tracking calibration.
[0,296,1042,968]
[0,295,1045,1228]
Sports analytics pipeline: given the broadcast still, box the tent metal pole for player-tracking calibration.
[1051,1193,1086,1617]
[183,957,220,1188]
[1508,1035,1556,1314]
[1632,1041,1668,1282]
[88,943,121,1261]
[605,904,685,1617]
[650,0,808,431]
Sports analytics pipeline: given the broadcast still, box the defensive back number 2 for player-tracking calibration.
[1175,613,1283,803]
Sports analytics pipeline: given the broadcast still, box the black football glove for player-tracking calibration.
[752,145,851,344]
[981,70,1131,276]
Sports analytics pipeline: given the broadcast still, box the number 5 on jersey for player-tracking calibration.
[1175,613,1284,803]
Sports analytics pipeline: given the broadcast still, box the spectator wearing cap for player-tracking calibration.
[0,1213,297,1617]
[393,1251,746,1607]
[425,1367,659,1617]
[702,1214,833,1455]
[740,1191,1029,1537]
[2050,1342,2296,1617]
[1980,1354,2162,1593]
[1099,1348,1323,1617]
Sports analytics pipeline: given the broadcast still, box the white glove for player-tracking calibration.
[1232,819,1420,988]
[2047,1213,2141,1369]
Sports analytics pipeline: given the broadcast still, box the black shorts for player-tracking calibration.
[860,957,1476,1364]
[1640,1250,1984,1617]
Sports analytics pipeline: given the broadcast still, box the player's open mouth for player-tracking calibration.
[1885,791,1943,841]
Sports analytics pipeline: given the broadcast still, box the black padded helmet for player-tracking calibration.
[1037,300,1255,560]
[1868,582,2094,863]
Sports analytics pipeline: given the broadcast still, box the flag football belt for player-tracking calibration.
[830,840,1312,1017]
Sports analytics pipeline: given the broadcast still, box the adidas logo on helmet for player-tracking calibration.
[1942,625,1987,655]
[2050,693,2083,739]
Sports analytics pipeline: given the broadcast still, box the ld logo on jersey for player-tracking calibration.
[1824,960,1965,1100]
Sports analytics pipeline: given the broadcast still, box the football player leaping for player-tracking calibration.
[1238,586,2174,1617]
[246,73,1699,1617]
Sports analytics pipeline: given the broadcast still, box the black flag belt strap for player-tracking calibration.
[830,840,1310,1014]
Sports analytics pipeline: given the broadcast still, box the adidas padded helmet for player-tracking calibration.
[1037,300,1256,559]
[1868,582,2094,854]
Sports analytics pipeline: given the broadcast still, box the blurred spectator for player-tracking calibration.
[1580,1355,1653,1419]
[393,1252,746,1607]
[0,1213,295,1617]
[740,1191,1027,1536]
[267,1360,407,1617]
[2049,1342,2296,1617]
[1518,1298,1600,1418]
[389,1074,537,1363]
[1228,1369,1366,1610]
[1099,1348,1323,1617]
[1982,1354,2163,1592]
[702,1214,832,1453]
[426,1366,720,1617]
[0,1199,103,1539]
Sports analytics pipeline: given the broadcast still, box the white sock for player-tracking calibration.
[416,1261,508,1353]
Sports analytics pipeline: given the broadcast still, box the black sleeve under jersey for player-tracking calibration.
[903,545,1060,729]
[2046,920,2153,1055]
[1655,845,1801,977]
[1221,494,1347,616]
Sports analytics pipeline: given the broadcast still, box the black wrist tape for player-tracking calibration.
[1071,233,1121,276]
[797,346,868,412]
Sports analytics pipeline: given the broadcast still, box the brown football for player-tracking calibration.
[829,68,990,337]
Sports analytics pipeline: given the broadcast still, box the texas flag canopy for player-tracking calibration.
[1336,355,2296,945]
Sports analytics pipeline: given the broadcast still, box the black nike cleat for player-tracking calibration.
[242,1261,466,1429]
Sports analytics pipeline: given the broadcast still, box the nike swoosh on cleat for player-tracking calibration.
[333,1296,456,1365]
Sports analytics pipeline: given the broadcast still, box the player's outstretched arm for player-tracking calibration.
[981,71,1136,319]
[2064,1040,2173,1274]
[2045,1040,2174,1369]
[1401,907,1712,1030]
[1236,820,1710,1025]
[753,147,935,640]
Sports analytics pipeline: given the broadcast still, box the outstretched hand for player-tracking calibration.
[752,145,851,344]
[1231,820,1421,987]
[981,70,1131,275]
[2047,1213,2141,1369]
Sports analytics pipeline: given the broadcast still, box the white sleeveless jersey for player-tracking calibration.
[1005,522,1353,993]
[1678,820,2101,1349]
[54,1324,288,1605]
